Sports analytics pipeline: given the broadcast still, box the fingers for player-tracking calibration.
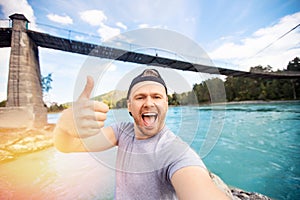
[74,112,107,138]
[79,118,106,129]
[76,109,107,121]
[72,100,109,138]
[76,101,109,113]
[94,101,109,113]
[76,76,109,113]
[65,75,110,138]
[78,76,94,101]
[76,127,103,138]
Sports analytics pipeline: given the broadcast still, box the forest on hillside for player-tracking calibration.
[116,57,300,107]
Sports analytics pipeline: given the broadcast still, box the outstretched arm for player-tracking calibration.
[171,166,231,200]
[53,76,117,153]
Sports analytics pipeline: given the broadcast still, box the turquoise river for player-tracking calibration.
[0,101,299,199]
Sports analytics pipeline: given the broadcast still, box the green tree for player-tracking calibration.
[205,78,226,103]
[168,93,180,106]
[47,103,66,112]
[185,91,198,105]
[116,98,127,108]
[250,65,273,73]
[287,57,300,71]
[41,73,53,107]
[193,82,210,103]
[0,100,6,107]
[286,57,300,99]
[41,73,53,93]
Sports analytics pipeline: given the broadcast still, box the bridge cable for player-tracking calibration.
[253,23,300,56]
[36,22,102,40]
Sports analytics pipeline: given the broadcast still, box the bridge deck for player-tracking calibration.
[0,28,12,47]
[1,28,299,79]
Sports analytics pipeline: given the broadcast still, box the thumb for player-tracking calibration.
[78,76,94,100]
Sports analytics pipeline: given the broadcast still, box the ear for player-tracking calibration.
[127,99,133,117]
[127,99,131,112]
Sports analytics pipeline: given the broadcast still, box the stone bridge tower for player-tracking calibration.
[2,14,47,128]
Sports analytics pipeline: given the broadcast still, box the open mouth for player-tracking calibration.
[142,112,158,127]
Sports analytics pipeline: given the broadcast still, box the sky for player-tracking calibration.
[0,0,299,104]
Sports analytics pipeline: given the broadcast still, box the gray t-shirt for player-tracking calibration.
[111,122,206,200]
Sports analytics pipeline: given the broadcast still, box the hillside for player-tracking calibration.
[92,90,127,108]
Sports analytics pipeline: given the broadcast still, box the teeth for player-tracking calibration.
[142,113,157,116]
[142,113,157,126]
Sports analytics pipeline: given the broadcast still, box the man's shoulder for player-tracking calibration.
[110,121,134,140]
[111,121,134,130]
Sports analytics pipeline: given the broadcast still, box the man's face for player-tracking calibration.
[127,81,168,139]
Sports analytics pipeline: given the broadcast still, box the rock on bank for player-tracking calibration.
[0,124,54,162]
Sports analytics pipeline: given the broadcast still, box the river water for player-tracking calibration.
[0,102,299,200]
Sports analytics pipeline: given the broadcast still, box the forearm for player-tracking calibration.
[53,125,117,153]
[172,166,231,200]
[53,125,85,153]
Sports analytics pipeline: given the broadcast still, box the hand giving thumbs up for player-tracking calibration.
[56,76,109,139]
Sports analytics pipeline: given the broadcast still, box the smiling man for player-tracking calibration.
[126,69,168,139]
[54,68,230,200]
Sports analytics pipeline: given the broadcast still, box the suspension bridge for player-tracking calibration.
[0,13,299,128]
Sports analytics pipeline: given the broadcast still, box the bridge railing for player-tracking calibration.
[0,19,11,28]
[32,22,224,67]
[0,18,242,72]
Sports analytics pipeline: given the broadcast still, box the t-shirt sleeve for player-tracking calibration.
[167,142,207,182]
[110,123,121,142]
[110,122,133,144]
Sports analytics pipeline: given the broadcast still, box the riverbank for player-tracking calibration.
[205,99,300,106]
[0,124,55,163]
[227,99,298,104]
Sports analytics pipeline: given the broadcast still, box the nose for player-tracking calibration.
[144,96,155,108]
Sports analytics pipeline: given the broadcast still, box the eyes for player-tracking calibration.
[134,94,164,100]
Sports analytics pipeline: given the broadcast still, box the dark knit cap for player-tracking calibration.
[127,69,167,99]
